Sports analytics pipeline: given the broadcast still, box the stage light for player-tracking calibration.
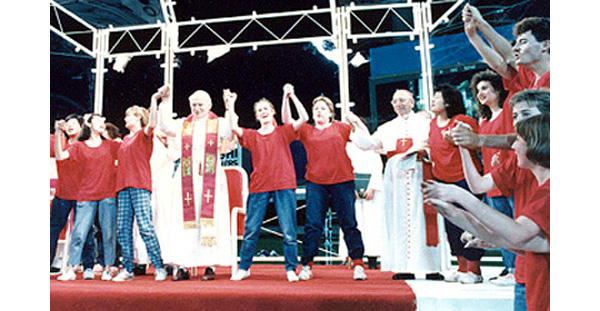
[112,55,131,73]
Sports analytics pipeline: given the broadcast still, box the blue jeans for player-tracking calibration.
[67,198,117,267]
[301,181,364,266]
[50,197,96,268]
[514,282,527,311]
[484,195,516,272]
[117,188,163,272]
[239,189,298,272]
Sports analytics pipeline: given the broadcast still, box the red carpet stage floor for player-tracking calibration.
[50,265,417,311]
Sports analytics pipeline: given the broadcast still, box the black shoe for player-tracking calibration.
[367,256,378,270]
[51,267,61,274]
[201,267,215,281]
[172,267,190,281]
[133,264,146,276]
[425,272,445,281]
[489,268,509,281]
[392,272,415,280]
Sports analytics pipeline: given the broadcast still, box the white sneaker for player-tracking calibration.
[490,273,515,286]
[83,268,94,280]
[112,270,134,282]
[57,267,76,281]
[298,266,312,281]
[101,269,113,281]
[353,265,367,280]
[286,270,299,282]
[230,269,250,281]
[444,270,467,283]
[460,272,483,284]
[155,268,168,281]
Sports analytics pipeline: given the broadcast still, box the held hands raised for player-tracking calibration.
[283,83,294,99]
[152,85,170,101]
[54,120,66,133]
[223,89,238,111]
[450,120,479,149]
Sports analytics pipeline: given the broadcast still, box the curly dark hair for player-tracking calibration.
[470,70,508,121]
[514,17,550,52]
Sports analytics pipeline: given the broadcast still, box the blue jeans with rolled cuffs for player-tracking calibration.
[239,189,299,272]
[67,198,117,267]
[50,197,96,268]
[301,181,364,266]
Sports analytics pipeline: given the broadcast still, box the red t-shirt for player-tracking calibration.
[69,139,121,201]
[298,122,355,185]
[51,134,81,201]
[521,179,550,311]
[240,123,298,193]
[479,114,512,197]
[501,66,551,133]
[490,153,538,284]
[429,115,482,183]
[116,128,154,192]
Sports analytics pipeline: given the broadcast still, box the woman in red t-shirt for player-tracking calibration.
[227,84,308,282]
[55,113,120,281]
[423,114,550,311]
[428,84,485,284]
[470,70,516,284]
[112,86,169,282]
[295,95,367,281]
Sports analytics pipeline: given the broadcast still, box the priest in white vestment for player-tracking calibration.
[347,89,451,280]
[156,87,234,281]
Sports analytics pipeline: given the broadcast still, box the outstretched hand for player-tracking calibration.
[421,180,465,203]
[283,83,295,98]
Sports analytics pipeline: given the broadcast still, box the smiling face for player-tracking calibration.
[89,115,106,134]
[64,118,82,138]
[124,111,141,131]
[391,90,414,117]
[476,80,500,107]
[254,100,275,125]
[188,90,213,119]
[512,30,548,66]
[512,135,534,169]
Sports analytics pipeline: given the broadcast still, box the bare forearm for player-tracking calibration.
[478,133,516,150]
[459,147,494,194]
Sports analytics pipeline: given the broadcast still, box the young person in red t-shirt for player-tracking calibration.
[227,84,309,282]
[470,70,516,284]
[423,114,550,311]
[55,113,121,281]
[294,95,367,281]
[50,114,97,276]
[112,86,169,282]
[428,84,485,284]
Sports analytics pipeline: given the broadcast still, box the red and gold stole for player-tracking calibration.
[180,112,219,245]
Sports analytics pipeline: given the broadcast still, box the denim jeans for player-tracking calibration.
[117,188,163,272]
[50,196,96,267]
[67,198,117,267]
[514,282,527,311]
[484,195,516,272]
[239,189,298,272]
[301,181,364,266]
[442,179,485,261]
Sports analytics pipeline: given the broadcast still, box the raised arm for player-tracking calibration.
[145,86,168,136]
[281,84,309,131]
[452,120,515,150]
[458,147,496,194]
[463,4,517,79]
[223,89,242,137]
[54,120,70,161]
[154,85,178,137]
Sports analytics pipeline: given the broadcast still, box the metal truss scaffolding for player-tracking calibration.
[51,0,465,115]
